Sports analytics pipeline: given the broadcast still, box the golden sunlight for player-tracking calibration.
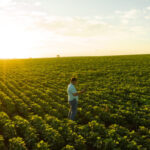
[0,21,34,59]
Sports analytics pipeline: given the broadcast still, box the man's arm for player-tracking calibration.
[72,89,86,96]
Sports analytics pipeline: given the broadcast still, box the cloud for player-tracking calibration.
[34,2,41,6]
[144,15,150,19]
[123,9,138,19]
[143,6,150,19]
[0,0,150,56]
[32,16,113,37]
[115,9,138,18]
[1,1,149,40]
[0,0,12,7]
[147,6,150,10]
[115,9,140,24]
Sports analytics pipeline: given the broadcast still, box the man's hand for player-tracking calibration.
[73,89,86,96]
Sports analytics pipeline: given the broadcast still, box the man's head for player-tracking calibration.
[71,77,77,85]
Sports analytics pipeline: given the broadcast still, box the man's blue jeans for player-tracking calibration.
[68,99,78,121]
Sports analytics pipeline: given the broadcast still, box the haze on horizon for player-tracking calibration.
[0,0,150,58]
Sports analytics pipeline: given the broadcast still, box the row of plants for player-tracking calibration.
[0,55,149,149]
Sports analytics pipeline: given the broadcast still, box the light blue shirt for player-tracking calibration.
[67,83,79,101]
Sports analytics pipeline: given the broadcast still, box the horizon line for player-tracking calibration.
[0,53,150,60]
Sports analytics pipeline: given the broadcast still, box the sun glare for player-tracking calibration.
[0,21,34,59]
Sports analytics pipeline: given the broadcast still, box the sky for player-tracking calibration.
[0,0,150,58]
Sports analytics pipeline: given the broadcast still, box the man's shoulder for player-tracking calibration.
[68,83,74,90]
[68,83,73,88]
[68,83,71,89]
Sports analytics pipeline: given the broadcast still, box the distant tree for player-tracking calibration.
[57,55,60,58]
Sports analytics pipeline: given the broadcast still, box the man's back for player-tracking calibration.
[67,83,78,101]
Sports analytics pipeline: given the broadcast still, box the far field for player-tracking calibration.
[0,54,150,150]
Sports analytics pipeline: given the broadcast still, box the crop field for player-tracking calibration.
[0,54,150,150]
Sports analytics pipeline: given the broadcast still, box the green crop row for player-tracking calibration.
[0,55,149,149]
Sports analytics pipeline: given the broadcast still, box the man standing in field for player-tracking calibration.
[67,77,86,121]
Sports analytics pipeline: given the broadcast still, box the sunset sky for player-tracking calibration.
[0,0,150,58]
